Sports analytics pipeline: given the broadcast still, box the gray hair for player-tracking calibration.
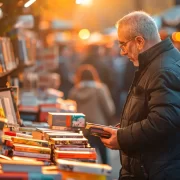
[117,11,160,41]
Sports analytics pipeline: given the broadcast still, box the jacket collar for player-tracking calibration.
[138,38,174,70]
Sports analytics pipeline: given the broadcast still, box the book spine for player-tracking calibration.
[13,151,50,159]
[55,152,96,159]
[0,172,28,179]
[53,144,87,149]
[56,147,95,152]
[51,126,72,131]
[13,146,51,154]
[12,137,49,147]
[16,133,33,139]
[53,140,88,145]
[47,135,83,140]
[28,172,61,180]
[4,140,13,147]
[58,163,111,175]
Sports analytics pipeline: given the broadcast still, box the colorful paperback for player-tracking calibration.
[13,151,50,159]
[54,150,96,159]
[11,137,49,147]
[48,112,85,128]
[50,138,88,145]
[45,132,82,140]
[56,159,112,175]
[0,159,44,173]
[13,144,51,154]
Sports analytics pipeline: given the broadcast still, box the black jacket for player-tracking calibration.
[117,38,180,180]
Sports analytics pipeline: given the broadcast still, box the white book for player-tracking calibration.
[0,159,43,173]
[3,97,15,124]
[56,159,112,176]
[13,150,50,159]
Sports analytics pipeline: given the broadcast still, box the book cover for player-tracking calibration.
[43,166,106,180]
[0,159,44,173]
[48,112,85,128]
[0,98,6,121]
[56,159,112,176]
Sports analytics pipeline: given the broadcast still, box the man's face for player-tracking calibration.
[117,26,145,67]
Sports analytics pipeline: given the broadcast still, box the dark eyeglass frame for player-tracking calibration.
[119,36,137,52]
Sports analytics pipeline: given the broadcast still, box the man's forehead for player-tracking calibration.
[117,27,128,41]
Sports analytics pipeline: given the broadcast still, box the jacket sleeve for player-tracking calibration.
[117,69,180,153]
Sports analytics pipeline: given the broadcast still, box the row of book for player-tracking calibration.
[0,158,111,180]
[0,37,17,74]
[0,125,112,179]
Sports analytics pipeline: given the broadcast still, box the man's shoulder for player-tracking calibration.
[149,47,180,72]
[139,48,180,88]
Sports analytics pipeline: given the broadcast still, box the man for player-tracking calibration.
[100,11,180,180]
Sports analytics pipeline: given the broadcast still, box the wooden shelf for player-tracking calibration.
[0,62,35,78]
[0,67,17,78]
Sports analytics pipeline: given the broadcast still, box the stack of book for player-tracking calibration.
[0,159,61,179]
[56,159,112,180]
[40,112,97,163]
[1,135,51,164]
[50,137,97,163]
[32,127,77,140]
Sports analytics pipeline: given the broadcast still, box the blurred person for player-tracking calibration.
[57,45,74,99]
[82,44,114,96]
[68,64,115,164]
[100,11,180,180]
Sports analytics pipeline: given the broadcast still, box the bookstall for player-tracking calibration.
[0,86,113,180]
[0,29,112,180]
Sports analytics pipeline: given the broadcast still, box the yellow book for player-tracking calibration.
[13,144,51,154]
[11,137,49,147]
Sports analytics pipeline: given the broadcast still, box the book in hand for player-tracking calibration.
[56,159,112,176]
[84,122,118,139]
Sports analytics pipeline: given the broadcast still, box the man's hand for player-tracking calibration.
[100,127,120,150]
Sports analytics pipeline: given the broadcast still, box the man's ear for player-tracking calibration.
[136,36,145,50]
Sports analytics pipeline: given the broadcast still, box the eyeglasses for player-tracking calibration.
[119,37,136,52]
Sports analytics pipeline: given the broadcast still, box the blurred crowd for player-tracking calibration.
[56,41,135,124]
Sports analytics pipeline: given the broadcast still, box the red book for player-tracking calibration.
[4,131,16,136]
[0,172,28,180]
